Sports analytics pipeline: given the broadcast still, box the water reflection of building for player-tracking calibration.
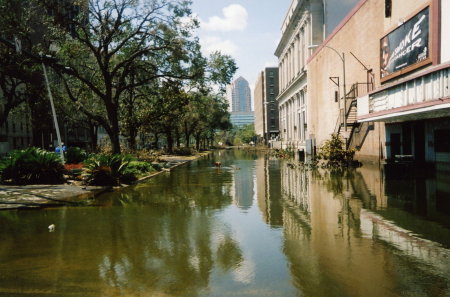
[280,161,311,217]
[278,161,450,296]
[255,156,283,227]
[230,161,255,209]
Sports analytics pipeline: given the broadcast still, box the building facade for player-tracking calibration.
[227,76,254,127]
[275,0,358,152]
[358,0,450,165]
[308,0,449,164]
[307,0,385,161]
[254,67,280,144]
[229,112,255,127]
[229,76,252,112]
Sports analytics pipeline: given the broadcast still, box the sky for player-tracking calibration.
[190,0,292,97]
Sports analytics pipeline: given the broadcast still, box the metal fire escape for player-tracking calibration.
[334,82,373,149]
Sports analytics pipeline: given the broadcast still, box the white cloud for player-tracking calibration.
[200,36,238,56]
[201,4,248,32]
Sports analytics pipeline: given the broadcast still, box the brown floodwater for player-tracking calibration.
[0,149,449,297]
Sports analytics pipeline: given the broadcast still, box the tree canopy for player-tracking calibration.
[0,0,237,153]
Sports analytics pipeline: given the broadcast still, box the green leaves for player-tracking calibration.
[0,147,65,184]
[82,153,154,186]
[317,134,356,168]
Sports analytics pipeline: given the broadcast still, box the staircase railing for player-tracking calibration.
[333,82,374,148]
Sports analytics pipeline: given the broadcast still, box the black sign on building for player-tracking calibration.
[380,6,431,82]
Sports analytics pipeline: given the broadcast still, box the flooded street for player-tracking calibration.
[0,150,449,297]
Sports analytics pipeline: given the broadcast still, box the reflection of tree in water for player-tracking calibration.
[312,168,355,196]
[216,234,244,271]
[90,164,244,296]
[313,168,361,237]
[92,208,247,296]
[99,161,234,210]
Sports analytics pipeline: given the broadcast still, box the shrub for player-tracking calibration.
[82,154,146,186]
[121,161,156,183]
[173,147,195,156]
[134,149,161,162]
[128,161,154,173]
[151,163,164,171]
[0,147,65,184]
[317,134,356,168]
[66,147,89,164]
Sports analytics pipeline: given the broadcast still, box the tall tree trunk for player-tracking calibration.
[106,98,121,154]
[195,133,201,151]
[154,133,159,149]
[184,122,191,148]
[166,130,174,153]
[175,126,180,148]
[127,127,137,151]
[88,121,98,152]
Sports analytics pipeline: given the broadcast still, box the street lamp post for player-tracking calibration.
[308,44,347,132]
[42,60,64,163]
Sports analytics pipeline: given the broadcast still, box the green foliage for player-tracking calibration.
[82,154,135,186]
[317,134,356,168]
[172,147,196,156]
[82,154,155,186]
[270,148,295,159]
[66,147,89,164]
[0,147,65,184]
[151,163,164,171]
[229,124,256,145]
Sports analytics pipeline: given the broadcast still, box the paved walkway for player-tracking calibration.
[0,185,108,210]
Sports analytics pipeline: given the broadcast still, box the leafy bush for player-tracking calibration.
[82,154,135,186]
[83,154,155,186]
[134,149,161,162]
[66,147,89,164]
[120,161,156,183]
[0,147,65,184]
[172,147,195,156]
[317,134,356,168]
[128,161,154,173]
[151,163,164,171]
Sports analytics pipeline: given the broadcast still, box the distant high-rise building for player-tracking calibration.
[227,77,254,127]
[229,76,252,112]
[254,67,279,145]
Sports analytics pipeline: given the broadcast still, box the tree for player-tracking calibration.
[142,80,189,153]
[48,0,203,154]
[0,0,47,128]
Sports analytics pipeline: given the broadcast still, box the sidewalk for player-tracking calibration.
[0,151,210,210]
[0,184,109,210]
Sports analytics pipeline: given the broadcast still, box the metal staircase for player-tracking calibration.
[334,83,373,149]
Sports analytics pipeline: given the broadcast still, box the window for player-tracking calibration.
[385,0,392,18]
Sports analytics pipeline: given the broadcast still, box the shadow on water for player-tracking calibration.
[0,149,449,297]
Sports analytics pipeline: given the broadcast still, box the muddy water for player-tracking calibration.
[0,150,449,296]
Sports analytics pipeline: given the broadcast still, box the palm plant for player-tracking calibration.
[82,154,134,186]
[0,147,65,184]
